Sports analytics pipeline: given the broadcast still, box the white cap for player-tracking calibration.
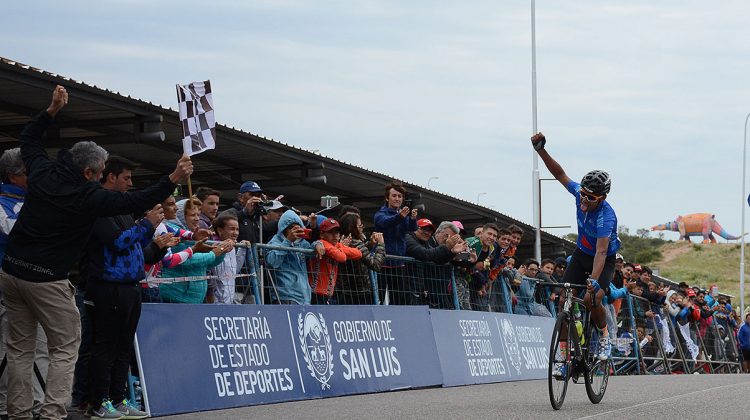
[265,200,285,210]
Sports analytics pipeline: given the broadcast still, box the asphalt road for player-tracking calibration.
[159,374,750,419]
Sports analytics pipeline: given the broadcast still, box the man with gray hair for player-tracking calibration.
[0,86,194,420]
[432,221,476,310]
[0,147,49,420]
[404,220,473,308]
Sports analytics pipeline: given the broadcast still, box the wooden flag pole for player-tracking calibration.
[187,175,193,198]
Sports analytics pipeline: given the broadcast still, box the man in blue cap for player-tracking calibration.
[224,181,279,243]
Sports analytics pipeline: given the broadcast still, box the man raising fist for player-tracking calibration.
[0,85,192,420]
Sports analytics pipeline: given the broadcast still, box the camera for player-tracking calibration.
[455,251,471,261]
[403,199,413,209]
[252,199,273,217]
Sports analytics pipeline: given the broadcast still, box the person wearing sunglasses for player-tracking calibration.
[530,132,621,362]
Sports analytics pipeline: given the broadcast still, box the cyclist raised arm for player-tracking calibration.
[531,132,621,362]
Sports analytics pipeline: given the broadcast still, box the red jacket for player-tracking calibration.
[308,240,362,297]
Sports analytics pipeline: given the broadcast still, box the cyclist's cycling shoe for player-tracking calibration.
[552,363,567,380]
[597,336,611,360]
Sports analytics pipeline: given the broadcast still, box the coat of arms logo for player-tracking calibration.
[298,312,333,389]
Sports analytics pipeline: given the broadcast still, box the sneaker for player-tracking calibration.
[114,399,148,420]
[597,336,611,361]
[92,400,124,420]
[552,363,567,380]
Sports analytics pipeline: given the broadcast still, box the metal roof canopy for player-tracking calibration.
[0,57,575,261]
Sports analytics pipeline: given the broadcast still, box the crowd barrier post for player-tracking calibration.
[639,300,670,374]
[547,285,558,318]
[631,297,673,374]
[647,314,672,374]
[369,270,381,305]
[542,284,557,318]
[500,276,513,315]
[689,320,713,373]
[610,295,641,375]
[450,270,460,310]
[629,296,642,374]
[705,319,728,373]
[245,244,262,305]
[257,243,266,304]
[705,317,741,374]
[662,308,692,373]
[720,319,742,373]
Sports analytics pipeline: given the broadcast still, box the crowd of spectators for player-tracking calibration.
[0,86,747,420]
[603,259,745,375]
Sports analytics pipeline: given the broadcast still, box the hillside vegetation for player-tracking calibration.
[655,242,748,305]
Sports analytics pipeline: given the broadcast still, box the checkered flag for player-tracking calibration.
[176,80,216,156]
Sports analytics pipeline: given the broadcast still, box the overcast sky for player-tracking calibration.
[3,1,750,243]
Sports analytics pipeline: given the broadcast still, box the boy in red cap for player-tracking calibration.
[308,218,362,304]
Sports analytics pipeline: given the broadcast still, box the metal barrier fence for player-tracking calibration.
[139,242,743,376]
[256,245,462,308]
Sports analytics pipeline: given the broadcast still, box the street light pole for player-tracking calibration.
[428,176,439,189]
[741,111,750,315]
[531,0,542,262]
[477,192,487,204]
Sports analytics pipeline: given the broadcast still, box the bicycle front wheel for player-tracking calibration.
[548,312,572,410]
[584,327,610,404]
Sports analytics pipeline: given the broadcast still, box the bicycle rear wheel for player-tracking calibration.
[548,312,572,410]
[584,325,610,404]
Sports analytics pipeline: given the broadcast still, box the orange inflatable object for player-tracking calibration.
[651,213,742,243]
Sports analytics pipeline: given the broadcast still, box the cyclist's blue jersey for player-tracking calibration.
[566,180,621,257]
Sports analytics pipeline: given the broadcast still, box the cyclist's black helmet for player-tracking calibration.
[580,170,611,195]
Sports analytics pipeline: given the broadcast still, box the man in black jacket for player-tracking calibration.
[226,181,280,243]
[0,86,192,420]
[406,219,465,307]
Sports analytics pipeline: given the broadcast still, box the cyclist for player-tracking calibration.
[530,132,621,364]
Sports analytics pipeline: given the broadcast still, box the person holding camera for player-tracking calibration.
[265,210,325,305]
[374,181,418,305]
[336,213,386,305]
[225,181,283,244]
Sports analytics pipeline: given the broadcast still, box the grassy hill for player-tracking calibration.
[652,241,749,309]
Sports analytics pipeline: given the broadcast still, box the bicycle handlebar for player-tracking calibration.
[535,281,589,290]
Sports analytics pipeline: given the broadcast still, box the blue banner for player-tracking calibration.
[136,304,442,416]
[429,310,555,386]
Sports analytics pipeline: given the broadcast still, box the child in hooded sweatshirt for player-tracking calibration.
[307,218,362,304]
[266,210,322,305]
[207,213,248,304]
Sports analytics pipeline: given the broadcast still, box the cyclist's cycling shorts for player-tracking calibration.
[562,248,616,293]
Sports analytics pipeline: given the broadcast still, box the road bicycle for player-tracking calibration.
[539,281,610,410]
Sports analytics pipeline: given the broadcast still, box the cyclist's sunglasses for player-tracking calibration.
[580,190,603,202]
